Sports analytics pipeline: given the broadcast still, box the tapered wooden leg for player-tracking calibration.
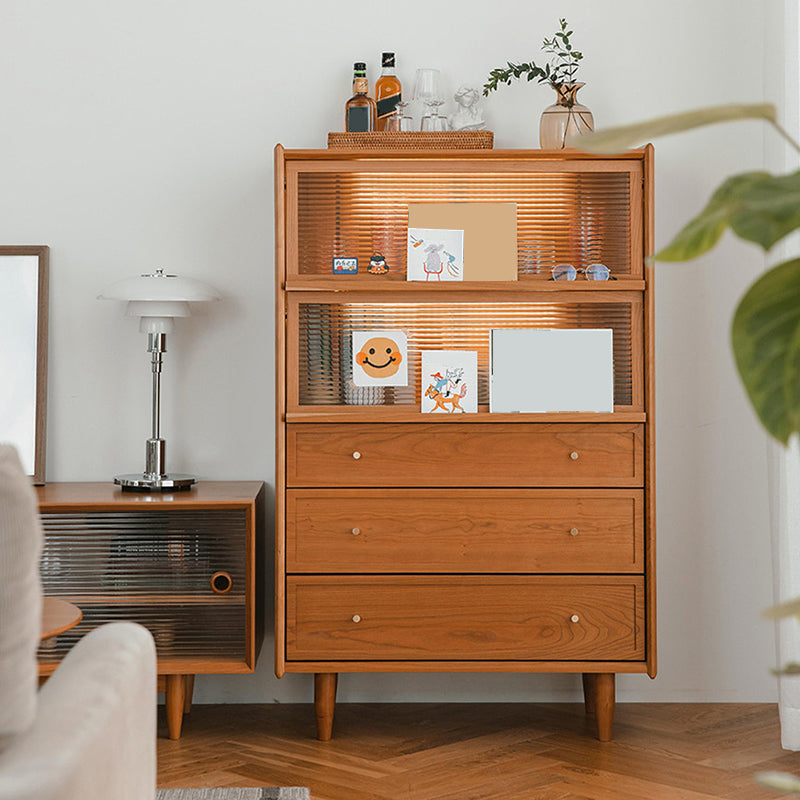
[183,674,195,714]
[582,672,597,715]
[582,672,615,740]
[165,674,187,740]
[314,673,338,741]
[594,673,615,741]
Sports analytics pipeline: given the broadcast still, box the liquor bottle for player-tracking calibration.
[375,52,402,131]
[345,62,376,132]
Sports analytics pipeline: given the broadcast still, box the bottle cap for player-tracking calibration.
[354,62,367,73]
[381,52,395,67]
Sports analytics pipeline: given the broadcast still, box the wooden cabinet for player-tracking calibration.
[274,146,656,742]
[36,481,265,739]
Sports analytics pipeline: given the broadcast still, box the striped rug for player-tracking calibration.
[156,789,309,800]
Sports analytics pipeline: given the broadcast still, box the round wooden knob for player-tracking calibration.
[351,527,361,536]
[570,528,579,536]
[570,451,579,460]
[352,614,362,623]
[210,571,233,595]
[352,451,362,460]
[570,614,580,623]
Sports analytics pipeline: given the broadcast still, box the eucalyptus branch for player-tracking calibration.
[483,18,583,97]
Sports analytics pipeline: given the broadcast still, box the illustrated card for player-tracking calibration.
[407,228,464,282]
[420,350,478,413]
[352,330,408,387]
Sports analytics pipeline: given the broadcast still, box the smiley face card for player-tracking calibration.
[352,330,408,387]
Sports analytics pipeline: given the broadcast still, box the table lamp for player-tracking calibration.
[97,268,220,491]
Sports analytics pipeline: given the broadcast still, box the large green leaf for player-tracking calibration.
[731,257,800,443]
[654,172,768,261]
[654,170,800,261]
[572,103,777,153]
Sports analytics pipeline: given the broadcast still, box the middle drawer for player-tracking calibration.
[286,489,644,574]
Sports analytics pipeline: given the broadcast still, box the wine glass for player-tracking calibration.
[395,100,415,132]
[413,68,445,130]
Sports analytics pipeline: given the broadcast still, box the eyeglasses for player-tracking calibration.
[550,263,616,281]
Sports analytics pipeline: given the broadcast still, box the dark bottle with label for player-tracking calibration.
[375,52,402,131]
[345,62,376,132]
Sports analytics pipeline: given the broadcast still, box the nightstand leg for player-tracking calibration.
[183,674,195,713]
[165,674,187,740]
[582,672,615,741]
[314,672,338,741]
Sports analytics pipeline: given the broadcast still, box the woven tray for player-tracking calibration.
[327,131,493,150]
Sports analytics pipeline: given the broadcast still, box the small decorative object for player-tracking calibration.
[367,254,389,274]
[407,228,463,281]
[97,268,220,490]
[421,351,478,414]
[352,330,407,387]
[449,86,486,131]
[483,18,594,149]
[333,257,358,275]
[0,246,48,483]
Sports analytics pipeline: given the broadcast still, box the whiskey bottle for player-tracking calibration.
[375,52,402,131]
[345,62,376,132]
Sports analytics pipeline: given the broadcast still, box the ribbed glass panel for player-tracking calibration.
[296,171,632,277]
[299,302,633,406]
[39,511,246,595]
[37,602,245,662]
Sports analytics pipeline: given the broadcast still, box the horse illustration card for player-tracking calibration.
[421,350,478,413]
[352,330,408,387]
[407,228,464,281]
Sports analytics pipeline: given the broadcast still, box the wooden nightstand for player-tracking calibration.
[36,481,265,739]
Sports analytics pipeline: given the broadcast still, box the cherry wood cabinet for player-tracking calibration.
[35,481,265,739]
[274,146,656,741]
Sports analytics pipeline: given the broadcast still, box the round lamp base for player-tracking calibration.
[114,474,196,492]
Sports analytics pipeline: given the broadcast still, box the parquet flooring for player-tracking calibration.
[157,703,800,799]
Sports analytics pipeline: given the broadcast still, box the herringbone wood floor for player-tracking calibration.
[157,703,799,799]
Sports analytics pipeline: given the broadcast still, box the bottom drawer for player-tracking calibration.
[286,576,644,662]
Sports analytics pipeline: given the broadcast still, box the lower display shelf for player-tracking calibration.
[37,602,247,665]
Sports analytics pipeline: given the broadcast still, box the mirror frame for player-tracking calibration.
[0,246,49,483]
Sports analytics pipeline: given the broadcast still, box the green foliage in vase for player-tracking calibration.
[577,104,800,446]
[483,18,583,98]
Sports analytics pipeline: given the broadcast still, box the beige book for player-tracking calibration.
[407,202,517,281]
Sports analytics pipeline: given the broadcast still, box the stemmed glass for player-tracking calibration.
[413,69,447,131]
[394,100,415,132]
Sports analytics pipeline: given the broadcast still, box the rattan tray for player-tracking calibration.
[327,131,494,150]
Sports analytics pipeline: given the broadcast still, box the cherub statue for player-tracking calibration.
[448,85,486,131]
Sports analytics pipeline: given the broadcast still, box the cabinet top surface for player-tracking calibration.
[276,145,651,163]
[36,481,264,508]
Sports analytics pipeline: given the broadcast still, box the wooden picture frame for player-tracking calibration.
[0,246,49,483]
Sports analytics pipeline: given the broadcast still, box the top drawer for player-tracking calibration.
[286,423,644,488]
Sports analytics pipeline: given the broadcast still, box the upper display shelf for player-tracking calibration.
[278,147,650,283]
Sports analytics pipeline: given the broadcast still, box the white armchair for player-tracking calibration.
[0,444,158,800]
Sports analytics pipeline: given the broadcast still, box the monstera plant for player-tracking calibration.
[577,104,800,793]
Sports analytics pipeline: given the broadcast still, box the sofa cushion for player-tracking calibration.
[0,445,42,744]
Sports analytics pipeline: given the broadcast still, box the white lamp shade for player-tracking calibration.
[97,269,221,306]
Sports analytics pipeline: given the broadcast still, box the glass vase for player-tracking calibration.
[539,82,594,149]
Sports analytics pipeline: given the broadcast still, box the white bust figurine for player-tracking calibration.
[448,85,486,131]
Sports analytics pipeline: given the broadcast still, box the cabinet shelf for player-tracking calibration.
[285,406,646,423]
[285,276,647,293]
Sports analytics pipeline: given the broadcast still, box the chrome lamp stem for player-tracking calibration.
[114,332,196,491]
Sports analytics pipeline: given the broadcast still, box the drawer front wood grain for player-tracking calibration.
[286,423,643,488]
[287,489,643,573]
[286,576,645,661]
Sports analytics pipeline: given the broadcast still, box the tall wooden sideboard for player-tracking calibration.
[274,145,655,741]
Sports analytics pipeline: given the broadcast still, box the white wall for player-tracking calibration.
[1,0,781,703]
